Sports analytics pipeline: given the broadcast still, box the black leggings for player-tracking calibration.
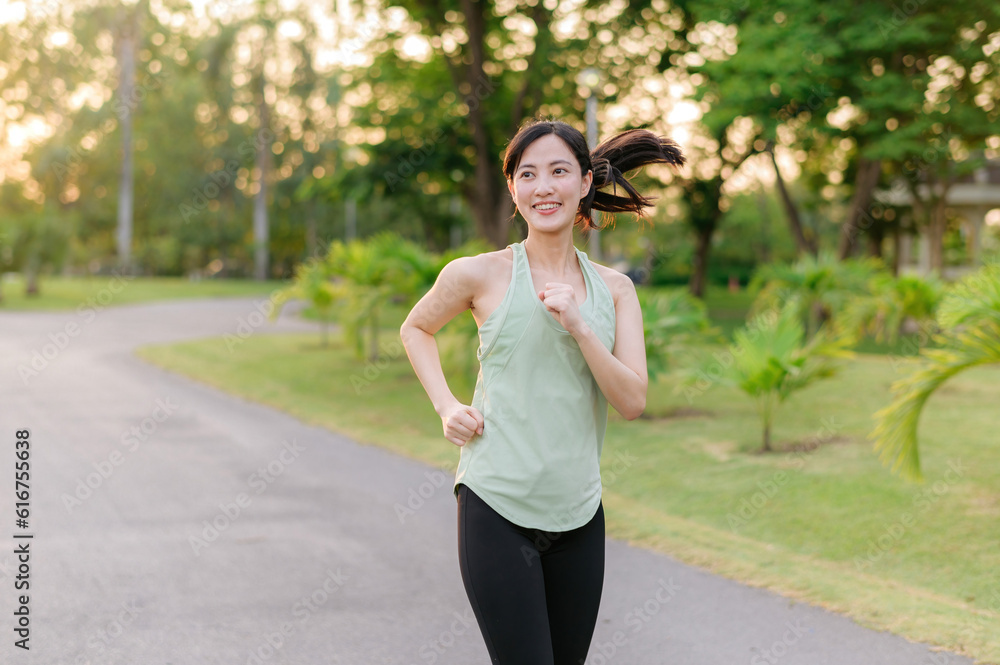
[456,483,605,665]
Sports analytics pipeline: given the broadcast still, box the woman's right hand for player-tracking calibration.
[439,402,484,447]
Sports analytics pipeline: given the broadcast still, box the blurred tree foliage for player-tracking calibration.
[0,0,996,287]
[1,0,338,280]
[688,0,1000,272]
[334,0,685,251]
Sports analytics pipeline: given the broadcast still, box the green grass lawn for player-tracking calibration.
[137,328,1000,663]
[0,274,284,311]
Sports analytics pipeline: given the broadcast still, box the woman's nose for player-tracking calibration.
[535,174,555,194]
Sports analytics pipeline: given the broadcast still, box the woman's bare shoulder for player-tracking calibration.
[441,247,513,293]
[444,247,512,281]
[590,259,636,304]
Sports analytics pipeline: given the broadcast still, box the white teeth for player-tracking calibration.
[534,203,560,210]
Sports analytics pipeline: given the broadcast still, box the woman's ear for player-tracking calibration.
[507,179,516,202]
[581,169,593,197]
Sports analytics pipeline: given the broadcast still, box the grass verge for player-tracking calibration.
[0,275,284,311]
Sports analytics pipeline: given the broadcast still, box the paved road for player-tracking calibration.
[0,296,975,664]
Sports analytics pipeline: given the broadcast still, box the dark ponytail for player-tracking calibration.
[503,120,685,230]
[585,129,685,225]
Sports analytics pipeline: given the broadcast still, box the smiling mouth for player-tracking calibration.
[533,203,561,210]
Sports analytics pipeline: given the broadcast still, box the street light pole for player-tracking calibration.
[579,68,602,261]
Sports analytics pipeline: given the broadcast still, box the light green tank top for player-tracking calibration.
[453,239,616,531]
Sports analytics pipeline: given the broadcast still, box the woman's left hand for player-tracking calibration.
[538,282,588,335]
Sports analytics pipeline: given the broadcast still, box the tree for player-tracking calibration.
[339,0,676,249]
[669,0,836,293]
[8,207,74,296]
[765,141,817,257]
[114,1,145,272]
[1,0,336,278]
[694,0,1000,264]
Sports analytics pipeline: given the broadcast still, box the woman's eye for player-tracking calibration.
[554,168,566,174]
[521,172,533,179]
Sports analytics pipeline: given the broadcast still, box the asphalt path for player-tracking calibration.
[0,295,975,664]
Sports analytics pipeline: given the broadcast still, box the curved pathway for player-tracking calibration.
[0,297,975,664]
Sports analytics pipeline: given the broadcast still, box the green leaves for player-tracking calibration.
[271,255,339,345]
[324,232,429,360]
[750,251,882,339]
[936,262,1000,329]
[840,272,945,346]
[871,264,1000,480]
[274,233,491,360]
[639,287,720,382]
[690,297,852,451]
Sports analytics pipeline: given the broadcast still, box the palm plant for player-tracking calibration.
[326,232,430,361]
[9,207,73,296]
[271,258,339,346]
[840,272,945,348]
[750,252,883,340]
[871,263,1000,479]
[693,299,853,452]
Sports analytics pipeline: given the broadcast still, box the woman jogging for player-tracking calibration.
[399,118,684,664]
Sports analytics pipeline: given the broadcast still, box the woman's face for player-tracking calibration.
[508,133,593,233]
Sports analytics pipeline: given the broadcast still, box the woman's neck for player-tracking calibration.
[523,231,578,276]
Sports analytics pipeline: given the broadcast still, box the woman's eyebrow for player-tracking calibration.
[517,159,573,171]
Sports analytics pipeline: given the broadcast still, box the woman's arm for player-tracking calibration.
[540,271,648,420]
[399,257,485,446]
